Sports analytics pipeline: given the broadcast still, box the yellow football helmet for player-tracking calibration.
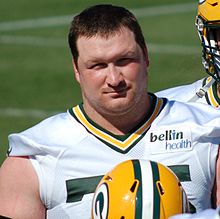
[196,0,220,83]
[91,159,189,219]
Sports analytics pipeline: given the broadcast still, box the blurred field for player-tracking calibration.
[0,0,203,165]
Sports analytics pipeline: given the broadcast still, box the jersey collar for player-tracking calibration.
[68,93,166,153]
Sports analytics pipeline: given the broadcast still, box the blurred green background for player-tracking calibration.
[0,0,203,165]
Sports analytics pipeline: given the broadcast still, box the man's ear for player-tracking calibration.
[72,59,80,83]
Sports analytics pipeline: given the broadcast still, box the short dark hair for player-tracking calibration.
[68,4,147,63]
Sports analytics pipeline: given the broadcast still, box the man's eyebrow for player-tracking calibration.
[85,59,102,65]
[120,50,137,56]
[85,50,138,65]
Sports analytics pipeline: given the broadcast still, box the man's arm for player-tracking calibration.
[0,156,46,219]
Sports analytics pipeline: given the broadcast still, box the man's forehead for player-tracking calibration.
[76,27,135,42]
[77,29,136,48]
[77,40,140,66]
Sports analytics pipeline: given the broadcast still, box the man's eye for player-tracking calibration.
[90,63,107,69]
[117,58,133,66]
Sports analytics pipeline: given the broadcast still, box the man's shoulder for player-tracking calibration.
[7,111,87,157]
[162,98,220,123]
[9,112,71,140]
[154,100,220,145]
[156,78,205,101]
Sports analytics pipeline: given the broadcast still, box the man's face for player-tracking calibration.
[73,27,149,116]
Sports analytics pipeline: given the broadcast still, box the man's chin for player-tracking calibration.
[101,102,133,115]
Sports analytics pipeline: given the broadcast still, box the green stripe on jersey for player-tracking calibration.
[66,175,103,203]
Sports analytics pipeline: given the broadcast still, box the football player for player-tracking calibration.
[156,0,220,107]
[0,4,220,219]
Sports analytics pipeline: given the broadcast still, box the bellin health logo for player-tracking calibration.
[150,129,192,151]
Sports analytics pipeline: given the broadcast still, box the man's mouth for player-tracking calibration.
[105,87,128,97]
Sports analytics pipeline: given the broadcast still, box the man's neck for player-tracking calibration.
[83,94,151,135]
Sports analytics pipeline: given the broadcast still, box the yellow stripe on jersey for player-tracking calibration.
[71,95,165,152]
[207,85,219,107]
[204,76,219,107]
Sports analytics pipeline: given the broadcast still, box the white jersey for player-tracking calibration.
[156,76,220,107]
[169,207,220,219]
[8,94,220,219]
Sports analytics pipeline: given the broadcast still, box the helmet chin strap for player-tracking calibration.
[188,77,215,102]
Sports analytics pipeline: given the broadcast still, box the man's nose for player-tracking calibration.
[106,64,122,86]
